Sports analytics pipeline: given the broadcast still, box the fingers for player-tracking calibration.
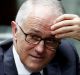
[54,14,79,23]
[55,30,80,39]
[55,32,74,38]
[51,19,80,30]
[51,14,80,40]
[51,25,80,35]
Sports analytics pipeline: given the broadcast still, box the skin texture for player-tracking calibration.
[11,6,62,72]
[51,14,80,40]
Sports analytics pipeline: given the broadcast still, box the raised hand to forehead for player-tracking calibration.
[51,14,80,40]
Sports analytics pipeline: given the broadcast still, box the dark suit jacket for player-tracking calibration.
[0,39,79,75]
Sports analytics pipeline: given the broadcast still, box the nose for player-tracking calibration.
[35,40,45,54]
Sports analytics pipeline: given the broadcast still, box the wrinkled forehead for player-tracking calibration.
[29,6,62,22]
[23,6,61,25]
[23,17,52,37]
[22,6,61,37]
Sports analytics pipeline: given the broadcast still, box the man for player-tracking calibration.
[0,0,79,75]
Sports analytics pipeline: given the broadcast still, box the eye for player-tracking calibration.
[46,38,54,42]
[45,38,59,45]
[31,35,41,41]
[32,36,40,41]
[26,34,41,44]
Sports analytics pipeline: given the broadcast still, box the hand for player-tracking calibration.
[51,14,80,40]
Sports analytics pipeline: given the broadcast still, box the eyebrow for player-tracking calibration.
[29,28,56,39]
[29,29,42,34]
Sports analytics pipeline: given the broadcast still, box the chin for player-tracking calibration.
[26,63,45,72]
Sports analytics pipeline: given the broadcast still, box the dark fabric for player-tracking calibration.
[0,47,4,75]
[0,39,18,75]
[0,39,79,75]
[31,72,41,75]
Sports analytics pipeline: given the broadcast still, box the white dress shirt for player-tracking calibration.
[12,45,43,75]
[13,45,31,75]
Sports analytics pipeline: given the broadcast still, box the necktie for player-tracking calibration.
[31,72,41,75]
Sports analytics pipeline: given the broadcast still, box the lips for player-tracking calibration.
[31,54,44,58]
[30,54,44,61]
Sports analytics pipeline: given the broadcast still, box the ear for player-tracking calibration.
[11,21,17,40]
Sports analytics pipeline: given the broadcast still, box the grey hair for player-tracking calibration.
[15,0,63,26]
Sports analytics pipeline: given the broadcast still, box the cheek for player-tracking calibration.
[17,43,34,68]
[16,38,33,61]
[17,42,32,55]
[16,32,32,52]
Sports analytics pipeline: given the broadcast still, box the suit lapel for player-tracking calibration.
[0,47,4,75]
[4,46,18,75]
[43,61,61,75]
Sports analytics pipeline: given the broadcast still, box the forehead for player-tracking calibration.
[22,6,61,37]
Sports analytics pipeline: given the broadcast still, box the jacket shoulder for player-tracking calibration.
[0,39,13,51]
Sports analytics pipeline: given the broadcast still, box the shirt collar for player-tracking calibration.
[13,45,31,75]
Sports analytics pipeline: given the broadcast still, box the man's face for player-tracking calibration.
[13,6,61,72]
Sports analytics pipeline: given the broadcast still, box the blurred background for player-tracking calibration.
[0,0,80,55]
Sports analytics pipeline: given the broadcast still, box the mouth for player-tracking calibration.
[30,54,44,61]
